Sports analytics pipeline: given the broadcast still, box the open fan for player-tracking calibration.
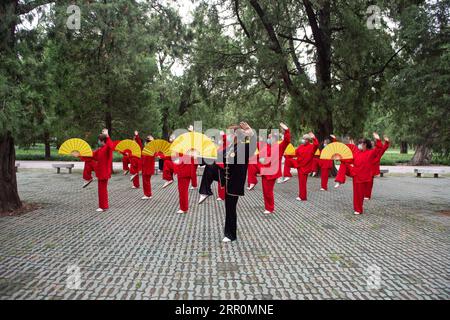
[320,142,353,160]
[315,149,321,156]
[142,139,171,157]
[283,143,296,156]
[115,139,142,158]
[58,138,93,157]
[170,132,217,159]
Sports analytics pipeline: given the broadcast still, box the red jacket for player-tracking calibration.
[295,137,319,174]
[137,135,156,176]
[93,137,114,180]
[173,154,195,178]
[258,129,291,180]
[347,141,382,183]
[372,140,389,176]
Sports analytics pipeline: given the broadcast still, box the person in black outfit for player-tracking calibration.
[198,163,221,204]
[217,122,256,243]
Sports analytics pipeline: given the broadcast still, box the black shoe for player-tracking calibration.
[82,179,93,188]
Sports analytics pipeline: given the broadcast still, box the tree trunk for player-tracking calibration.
[400,141,408,154]
[0,131,22,212]
[44,130,51,160]
[105,111,112,136]
[410,144,432,165]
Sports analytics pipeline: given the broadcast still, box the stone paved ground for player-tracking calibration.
[1,169,449,300]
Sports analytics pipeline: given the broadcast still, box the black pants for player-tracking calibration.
[199,164,219,196]
[224,193,239,241]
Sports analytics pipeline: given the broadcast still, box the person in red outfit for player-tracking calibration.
[317,136,335,191]
[247,139,266,190]
[140,134,156,200]
[311,151,320,177]
[365,136,390,200]
[128,131,142,189]
[295,132,319,201]
[121,151,131,175]
[173,153,194,213]
[258,123,290,214]
[162,134,175,188]
[79,156,97,188]
[334,137,355,188]
[345,132,384,215]
[92,129,114,212]
[280,154,296,183]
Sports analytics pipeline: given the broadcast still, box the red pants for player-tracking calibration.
[283,158,294,177]
[353,180,370,213]
[320,167,330,190]
[122,157,130,171]
[177,176,191,211]
[364,178,374,199]
[191,165,198,187]
[142,174,152,197]
[132,173,140,188]
[163,160,174,181]
[297,171,308,200]
[335,163,350,184]
[247,163,259,186]
[218,182,225,200]
[311,157,320,173]
[98,179,109,209]
[262,177,276,212]
[83,161,96,181]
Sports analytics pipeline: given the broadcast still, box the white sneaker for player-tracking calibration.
[263,210,272,214]
[189,186,197,190]
[198,194,209,204]
[283,177,291,183]
[177,209,187,214]
[334,183,341,188]
[354,211,361,215]
[222,237,232,243]
[216,198,223,201]
[96,208,104,212]
[320,188,326,191]
[131,186,137,189]
[311,172,317,177]
[141,196,152,200]
[364,197,370,200]
[247,184,255,191]
[129,173,138,181]
[82,179,93,188]
[162,180,173,188]
[296,197,304,201]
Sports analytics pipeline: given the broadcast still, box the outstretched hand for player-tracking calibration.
[384,135,389,142]
[373,132,380,140]
[102,128,109,136]
[308,132,315,139]
[240,122,254,136]
[330,134,336,140]
[188,125,194,132]
[134,130,139,136]
[280,122,288,131]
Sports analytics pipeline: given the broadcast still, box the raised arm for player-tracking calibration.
[134,130,143,150]
[279,122,291,154]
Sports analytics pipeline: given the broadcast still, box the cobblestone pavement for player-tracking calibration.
[1,169,449,300]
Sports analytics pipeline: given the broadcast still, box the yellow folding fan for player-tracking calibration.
[315,149,321,156]
[115,139,142,158]
[170,132,217,159]
[320,142,353,160]
[58,138,93,157]
[142,139,171,157]
[283,143,296,156]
